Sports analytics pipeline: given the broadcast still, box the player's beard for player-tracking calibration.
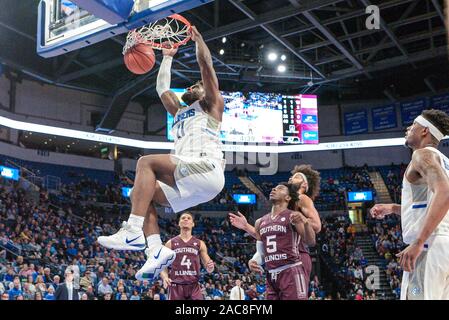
[181,91,200,106]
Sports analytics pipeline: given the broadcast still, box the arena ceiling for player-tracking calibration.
[0,0,448,123]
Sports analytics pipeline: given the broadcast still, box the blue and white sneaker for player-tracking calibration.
[135,245,176,281]
[97,222,146,251]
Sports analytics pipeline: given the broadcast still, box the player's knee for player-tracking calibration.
[137,155,154,170]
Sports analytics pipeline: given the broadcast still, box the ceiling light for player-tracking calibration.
[219,49,225,55]
[268,52,278,61]
[241,42,245,48]
[277,64,287,73]
[281,54,287,61]
[222,37,227,44]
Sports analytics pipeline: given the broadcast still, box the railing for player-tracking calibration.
[45,175,61,192]
[48,202,92,226]
[0,240,21,257]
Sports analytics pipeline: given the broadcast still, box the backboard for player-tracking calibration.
[37,0,212,58]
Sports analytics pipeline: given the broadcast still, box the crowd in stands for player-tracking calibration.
[317,215,385,300]
[381,164,407,204]
[256,165,374,212]
[1,156,410,301]
[0,182,270,300]
[367,215,405,299]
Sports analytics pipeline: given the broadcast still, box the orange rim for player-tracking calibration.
[147,14,192,49]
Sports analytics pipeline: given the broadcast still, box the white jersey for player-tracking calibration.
[401,147,449,244]
[171,100,224,161]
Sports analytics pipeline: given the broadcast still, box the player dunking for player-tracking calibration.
[160,212,214,300]
[98,26,225,280]
[230,165,321,287]
[371,109,449,300]
[248,183,316,300]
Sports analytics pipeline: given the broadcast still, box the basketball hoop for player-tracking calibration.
[122,14,192,55]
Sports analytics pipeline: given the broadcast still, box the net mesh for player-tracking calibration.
[123,14,191,54]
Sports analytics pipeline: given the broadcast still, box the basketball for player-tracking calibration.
[124,43,156,75]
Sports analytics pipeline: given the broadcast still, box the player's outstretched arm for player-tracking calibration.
[370,203,401,219]
[190,26,224,121]
[199,241,214,273]
[228,212,257,239]
[296,196,321,233]
[248,219,264,275]
[157,48,182,116]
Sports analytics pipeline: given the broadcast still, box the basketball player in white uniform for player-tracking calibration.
[371,109,449,300]
[98,26,226,280]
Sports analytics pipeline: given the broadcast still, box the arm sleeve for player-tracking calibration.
[156,56,173,97]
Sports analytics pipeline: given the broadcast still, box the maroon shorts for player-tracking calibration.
[299,252,312,287]
[266,264,308,300]
[168,283,203,300]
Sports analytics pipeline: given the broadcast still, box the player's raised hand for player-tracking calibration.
[162,46,178,57]
[370,204,393,219]
[248,260,263,275]
[206,260,215,274]
[229,211,248,230]
[190,26,203,42]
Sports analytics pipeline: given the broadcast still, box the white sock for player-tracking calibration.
[127,214,145,229]
[146,234,162,248]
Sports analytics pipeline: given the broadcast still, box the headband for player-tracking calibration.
[415,115,444,142]
[297,172,309,193]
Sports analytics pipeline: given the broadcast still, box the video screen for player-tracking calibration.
[0,166,20,181]
[122,187,132,198]
[347,191,373,202]
[233,194,256,205]
[167,89,318,145]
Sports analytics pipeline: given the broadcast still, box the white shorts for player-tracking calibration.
[158,155,225,213]
[401,235,449,300]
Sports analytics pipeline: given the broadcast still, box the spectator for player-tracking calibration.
[130,290,141,300]
[8,277,23,300]
[44,286,56,300]
[80,270,94,291]
[229,279,245,300]
[55,269,79,301]
[245,284,258,300]
[35,275,47,296]
[98,277,113,297]
[85,285,96,300]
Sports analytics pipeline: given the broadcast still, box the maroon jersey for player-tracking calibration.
[259,209,302,270]
[169,236,201,284]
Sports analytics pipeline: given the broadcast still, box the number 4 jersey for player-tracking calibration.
[259,209,303,270]
[168,235,202,284]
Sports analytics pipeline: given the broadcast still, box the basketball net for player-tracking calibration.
[123,14,192,55]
